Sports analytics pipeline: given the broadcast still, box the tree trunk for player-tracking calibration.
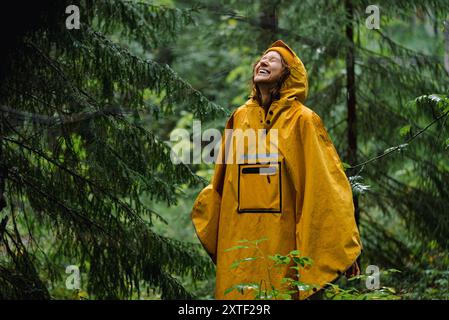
[444,19,449,75]
[258,0,279,52]
[0,133,8,240]
[345,0,360,228]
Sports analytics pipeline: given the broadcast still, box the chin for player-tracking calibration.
[254,76,271,84]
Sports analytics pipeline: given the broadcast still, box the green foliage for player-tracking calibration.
[224,239,406,300]
[224,238,318,300]
[394,240,449,300]
[324,285,401,300]
[323,269,402,300]
[0,0,219,299]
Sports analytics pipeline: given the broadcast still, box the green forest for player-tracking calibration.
[0,0,448,300]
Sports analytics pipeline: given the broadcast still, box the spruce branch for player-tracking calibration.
[350,96,449,169]
[0,105,130,126]
[83,26,227,118]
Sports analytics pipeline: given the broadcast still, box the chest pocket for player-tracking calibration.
[238,162,282,213]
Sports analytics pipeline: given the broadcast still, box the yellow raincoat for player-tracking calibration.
[191,40,362,300]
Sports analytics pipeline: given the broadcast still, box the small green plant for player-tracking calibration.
[323,269,402,300]
[224,238,318,300]
[225,238,405,300]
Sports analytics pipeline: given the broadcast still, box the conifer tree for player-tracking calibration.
[0,0,225,299]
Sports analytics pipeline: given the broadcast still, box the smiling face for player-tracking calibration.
[253,51,285,85]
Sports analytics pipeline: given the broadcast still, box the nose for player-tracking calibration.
[260,59,269,67]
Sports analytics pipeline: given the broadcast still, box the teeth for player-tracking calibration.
[259,69,269,74]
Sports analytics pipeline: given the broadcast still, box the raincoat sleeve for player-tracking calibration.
[191,112,235,264]
[296,111,362,297]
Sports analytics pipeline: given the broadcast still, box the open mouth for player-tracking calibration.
[258,68,270,75]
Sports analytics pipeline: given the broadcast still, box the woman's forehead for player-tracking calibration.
[261,51,282,60]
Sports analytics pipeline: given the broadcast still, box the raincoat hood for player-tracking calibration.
[191,40,362,300]
[251,40,309,104]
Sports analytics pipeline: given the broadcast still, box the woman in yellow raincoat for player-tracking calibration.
[191,40,362,300]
